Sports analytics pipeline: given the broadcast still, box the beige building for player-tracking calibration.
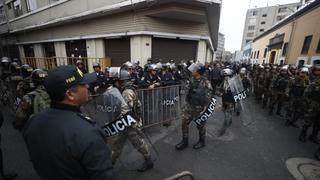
[0,0,221,72]
[251,0,320,66]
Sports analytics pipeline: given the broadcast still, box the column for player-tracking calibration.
[130,35,152,66]
[18,45,25,64]
[196,40,207,64]
[33,44,45,68]
[54,42,67,66]
[86,39,105,72]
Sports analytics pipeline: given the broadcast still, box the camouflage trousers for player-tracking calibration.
[110,124,150,164]
[219,102,233,134]
[262,88,271,108]
[285,98,307,123]
[269,92,288,114]
[302,102,320,134]
[181,105,206,138]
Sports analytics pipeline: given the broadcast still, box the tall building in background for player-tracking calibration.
[241,2,302,50]
[214,32,225,61]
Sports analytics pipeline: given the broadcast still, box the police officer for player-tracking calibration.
[89,62,105,94]
[140,64,161,89]
[285,67,309,127]
[23,65,115,180]
[76,60,88,74]
[216,68,234,136]
[13,69,50,131]
[159,63,175,86]
[262,65,274,108]
[269,65,290,116]
[299,65,320,143]
[0,57,11,81]
[175,63,212,150]
[110,67,154,172]
[16,64,34,98]
[6,62,23,90]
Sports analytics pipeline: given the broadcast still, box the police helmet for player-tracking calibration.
[300,67,309,74]
[221,68,233,76]
[92,62,100,68]
[281,65,289,71]
[76,60,84,65]
[170,63,176,70]
[259,64,264,69]
[123,61,133,69]
[240,67,246,74]
[108,67,130,81]
[21,64,34,77]
[31,69,48,85]
[1,57,11,63]
[155,62,162,70]
[148,64,157,71]
[314,64,320,71]
[10,62,21,73]
[188,63,200,73]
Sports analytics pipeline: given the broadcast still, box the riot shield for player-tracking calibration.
[82,86,129,127]
[227,75,247,103]
[82,86,158,171]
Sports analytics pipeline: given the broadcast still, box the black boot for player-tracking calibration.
[2,173,17,180]
[137,157,154,172]
[193,136,205,149]
[175,138,188,150]
[299,128,307,142]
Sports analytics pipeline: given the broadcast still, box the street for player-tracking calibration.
[1,96,318,180]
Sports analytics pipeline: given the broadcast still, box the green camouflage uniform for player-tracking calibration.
[285,75,309,125]
[13,85,51,130]
[269,73,290,115]
[182,76,212,138]
[110,81,151,164]
[299,76,320,142]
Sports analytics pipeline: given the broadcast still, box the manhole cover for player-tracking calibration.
[286,157,320,180]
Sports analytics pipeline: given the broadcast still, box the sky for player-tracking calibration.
[219,0,301,52]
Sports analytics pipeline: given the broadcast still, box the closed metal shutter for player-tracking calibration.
[152,38,198,63]
[105,38,130,66]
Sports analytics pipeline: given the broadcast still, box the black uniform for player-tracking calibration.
[24,103,114,180]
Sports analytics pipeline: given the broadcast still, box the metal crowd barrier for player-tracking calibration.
[137,84,186,128]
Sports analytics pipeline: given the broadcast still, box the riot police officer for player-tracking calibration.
[216,68,234,136]
[110,67,154,172]
[140,64,161,89]
[299,65,320,143]
[175,63,212,150]
[269,65,290,116]
[13,69,50,130]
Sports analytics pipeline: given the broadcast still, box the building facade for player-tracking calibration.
[0,0,221,72]
[214,32,224,61]
[251,0,320,66]
[241,2,302,50]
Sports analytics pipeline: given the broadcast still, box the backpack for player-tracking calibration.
[32,86,51,114]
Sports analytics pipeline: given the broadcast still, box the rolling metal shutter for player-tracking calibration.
[152,38,198,63]
[105,38,130,66]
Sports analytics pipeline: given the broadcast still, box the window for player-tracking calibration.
[263,48,267,58]
[246,40,251,44]
[259,29,264,32]
[257,51,260,58]
[254,51,256,58]
[248,25,255,30]
[252,11,257,16]
[282,43,288,56]
[247,32,254,37]
[277,15,286,21]
[278,7,287,13]
[301,35,313,54]
[316,39,320,53]
[262,14,267,17]
[0,6,5,23]
[249,18,256,24]
[261,21,266,25]
[26,0,37,12]
[7,3,11,9]
[13,0,23,17]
